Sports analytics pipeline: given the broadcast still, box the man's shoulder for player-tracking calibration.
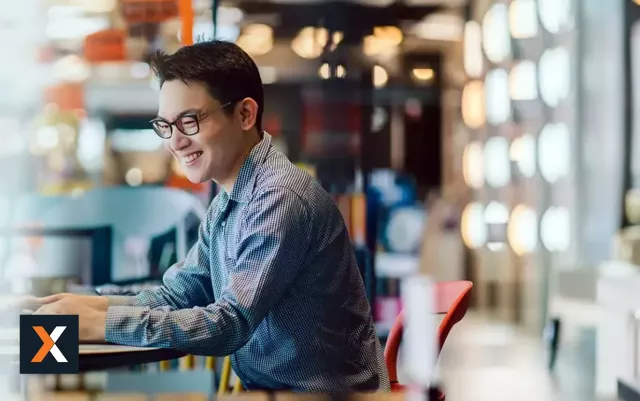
[255,150,326,205]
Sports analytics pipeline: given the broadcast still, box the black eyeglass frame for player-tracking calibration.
[150,101,233,139]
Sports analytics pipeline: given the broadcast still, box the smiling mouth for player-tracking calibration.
[183,151,203,165]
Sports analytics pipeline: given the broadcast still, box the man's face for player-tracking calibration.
[157,80,243,183]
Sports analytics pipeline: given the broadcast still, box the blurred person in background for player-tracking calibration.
[27,40,389,393]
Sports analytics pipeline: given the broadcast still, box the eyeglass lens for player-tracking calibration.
[152,115,199,138]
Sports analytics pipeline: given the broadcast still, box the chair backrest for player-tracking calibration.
[384,280,473,384]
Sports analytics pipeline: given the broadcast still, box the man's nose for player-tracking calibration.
[169,128,190,150]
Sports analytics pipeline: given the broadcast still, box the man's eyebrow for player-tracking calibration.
[155,108,202,120]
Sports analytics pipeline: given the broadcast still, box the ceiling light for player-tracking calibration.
[508,204,538,255]
[538,0,573,34]
[538,47,571,107]
[413,13,464,41]
[510,134,536,177]
[485,202,509,225]
[461,80,485,128]
[363,26,402,57]
[412,68,434,82]
[484,136,511,187]
[292,27,328,59]
[331,31,344,50]
[373,65,388,88]
[318,63,330,80]
[509,60,538,100]
[461,202,487,249]
[236,24,273,56]
[484,69,511,125]
[509,0,538,39]
[463,20,483,78]
[538,123,570,183]
[373,26,403,45]
[462,141,484,189]
[540,207,571,252]
[482,3,511,64]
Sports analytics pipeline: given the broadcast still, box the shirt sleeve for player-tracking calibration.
[104,187,312,356]
[105,206,216,312]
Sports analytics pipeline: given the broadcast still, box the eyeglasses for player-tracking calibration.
[150,102,232,139]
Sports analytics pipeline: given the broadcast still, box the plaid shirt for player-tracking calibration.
[105,133,390,392]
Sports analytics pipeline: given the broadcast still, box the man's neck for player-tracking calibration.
[216,130,262,193]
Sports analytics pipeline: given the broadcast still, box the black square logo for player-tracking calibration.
[20,315,79,374]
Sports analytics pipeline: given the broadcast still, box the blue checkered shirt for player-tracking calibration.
[105,133,390,392]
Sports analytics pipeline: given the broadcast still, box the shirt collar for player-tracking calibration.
[226,131,272,203]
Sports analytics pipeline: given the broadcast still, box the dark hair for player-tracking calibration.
[150,40,264,132]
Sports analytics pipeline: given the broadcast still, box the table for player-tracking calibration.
[0,343,185,372]
[77,345,185,372]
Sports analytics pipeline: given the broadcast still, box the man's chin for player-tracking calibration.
[185,175,208,184]
[183,170,209,184]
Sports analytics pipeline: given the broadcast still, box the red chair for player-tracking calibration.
[384,280,473,398]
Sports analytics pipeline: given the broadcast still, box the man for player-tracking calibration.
[33,40,390,393]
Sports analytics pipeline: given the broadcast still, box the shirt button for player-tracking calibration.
[221,221,226,227]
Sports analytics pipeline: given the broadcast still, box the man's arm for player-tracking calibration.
[105,187,312,356]
[107,206,217,310]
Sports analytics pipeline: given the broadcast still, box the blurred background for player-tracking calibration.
[0,0,639,400]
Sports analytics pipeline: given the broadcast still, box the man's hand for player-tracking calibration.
[37,293,109,312]
[34,296,108,343]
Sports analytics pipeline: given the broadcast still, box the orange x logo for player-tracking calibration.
[31,326,54,363]
[31,326,67,363]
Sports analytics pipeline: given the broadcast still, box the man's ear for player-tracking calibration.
[238,98,259,131]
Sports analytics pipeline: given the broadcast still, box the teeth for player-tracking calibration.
[184,151,203,163]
